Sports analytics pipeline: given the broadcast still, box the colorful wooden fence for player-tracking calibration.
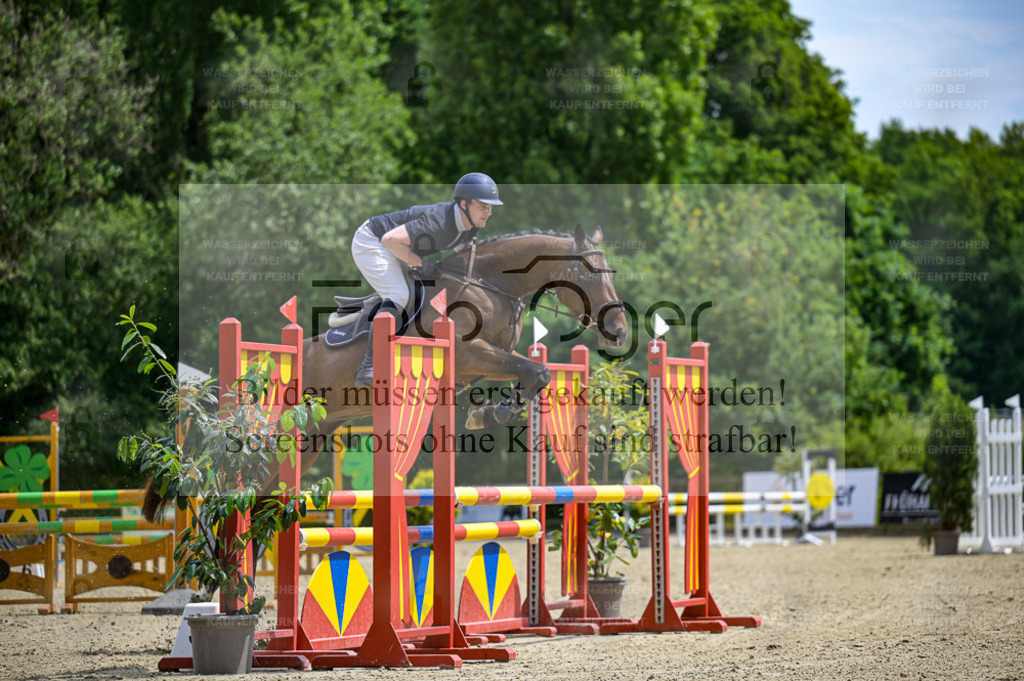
[0,487,177,613]
[1,413,182,613]
[157,300,761,672]
[602,339,760,634]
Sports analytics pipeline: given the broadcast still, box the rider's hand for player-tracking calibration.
[418,259,439,279]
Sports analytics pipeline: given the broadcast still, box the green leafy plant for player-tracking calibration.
[116,306,333,615]
[922,378,978,537]
[551,360,651,579]
[550,502,650,579]
[588,502,650,579]
[590,361,650,484]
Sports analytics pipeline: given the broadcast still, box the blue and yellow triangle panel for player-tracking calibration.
[457,542,522,625]
[409,546,434,628]
[300,550,372,642]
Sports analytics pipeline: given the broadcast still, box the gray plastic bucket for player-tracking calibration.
[186,614,259,675]
[588,577,628,618]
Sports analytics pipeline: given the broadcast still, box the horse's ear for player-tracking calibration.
[574,223,587,248]
[592,226,604,246]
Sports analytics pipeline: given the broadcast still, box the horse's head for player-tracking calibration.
[551,225,629,349]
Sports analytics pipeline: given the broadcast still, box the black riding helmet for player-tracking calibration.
[453,172,503,206]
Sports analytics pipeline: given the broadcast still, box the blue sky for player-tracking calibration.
[787,0,1024,140]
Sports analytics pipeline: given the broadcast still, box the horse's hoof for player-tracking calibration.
[465,410,484,430]
[495,405,521,425]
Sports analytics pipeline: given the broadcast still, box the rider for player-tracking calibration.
[351,172,503,387]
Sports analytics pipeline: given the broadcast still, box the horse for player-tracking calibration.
[143,225,627,521]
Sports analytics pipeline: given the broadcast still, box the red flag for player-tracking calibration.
[39,408,59,423]
[280,296,297,324]
[430,290,447,317]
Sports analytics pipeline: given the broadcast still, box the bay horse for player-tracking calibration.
[143,225,627,520]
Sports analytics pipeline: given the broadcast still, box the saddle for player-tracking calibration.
[323,270,425,348]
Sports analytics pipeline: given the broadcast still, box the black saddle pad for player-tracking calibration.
[323,310,373,348]
[323,279,427,349]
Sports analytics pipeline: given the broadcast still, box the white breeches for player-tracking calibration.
[351,222,411,310]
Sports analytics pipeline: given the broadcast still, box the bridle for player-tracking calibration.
[439,245,627,343]
[553,247,627,332]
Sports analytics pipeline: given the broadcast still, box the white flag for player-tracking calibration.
[533,318,548,345]
[652,313,670,340]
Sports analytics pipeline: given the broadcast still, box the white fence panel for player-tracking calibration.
[962,395,1023,552]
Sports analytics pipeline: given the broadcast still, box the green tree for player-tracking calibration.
[0,3,152,279]
[0,198,178,488]
[844,189,953,420]
[693,0,886,186]
[0,5,174,489]
[114,0,288,195]
[190,0,411,184]
[409,0,716,184]
[922,378,977,533]
[602,185,847,481]
[876,122,1024,401]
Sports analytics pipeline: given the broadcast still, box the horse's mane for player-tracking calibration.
[475,229,575,246]
[442,230,580,275]
[442,229,597,276]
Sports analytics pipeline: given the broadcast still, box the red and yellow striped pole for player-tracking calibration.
[302,484,661,510]
[300,519,541,549]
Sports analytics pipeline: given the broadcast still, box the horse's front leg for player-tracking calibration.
[458,340,550,430]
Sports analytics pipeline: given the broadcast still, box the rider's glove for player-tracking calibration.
[418,259,439,279]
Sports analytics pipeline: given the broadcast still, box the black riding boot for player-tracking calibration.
[354,300,399,388]
[354,337,374,388]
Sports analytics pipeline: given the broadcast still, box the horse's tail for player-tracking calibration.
[141,478,170,522]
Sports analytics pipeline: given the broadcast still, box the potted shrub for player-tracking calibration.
[116,308,332,673]
[550,500,649,617]
[552,360,650,617]
[584,502,650,617]
[922,379,977,555]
